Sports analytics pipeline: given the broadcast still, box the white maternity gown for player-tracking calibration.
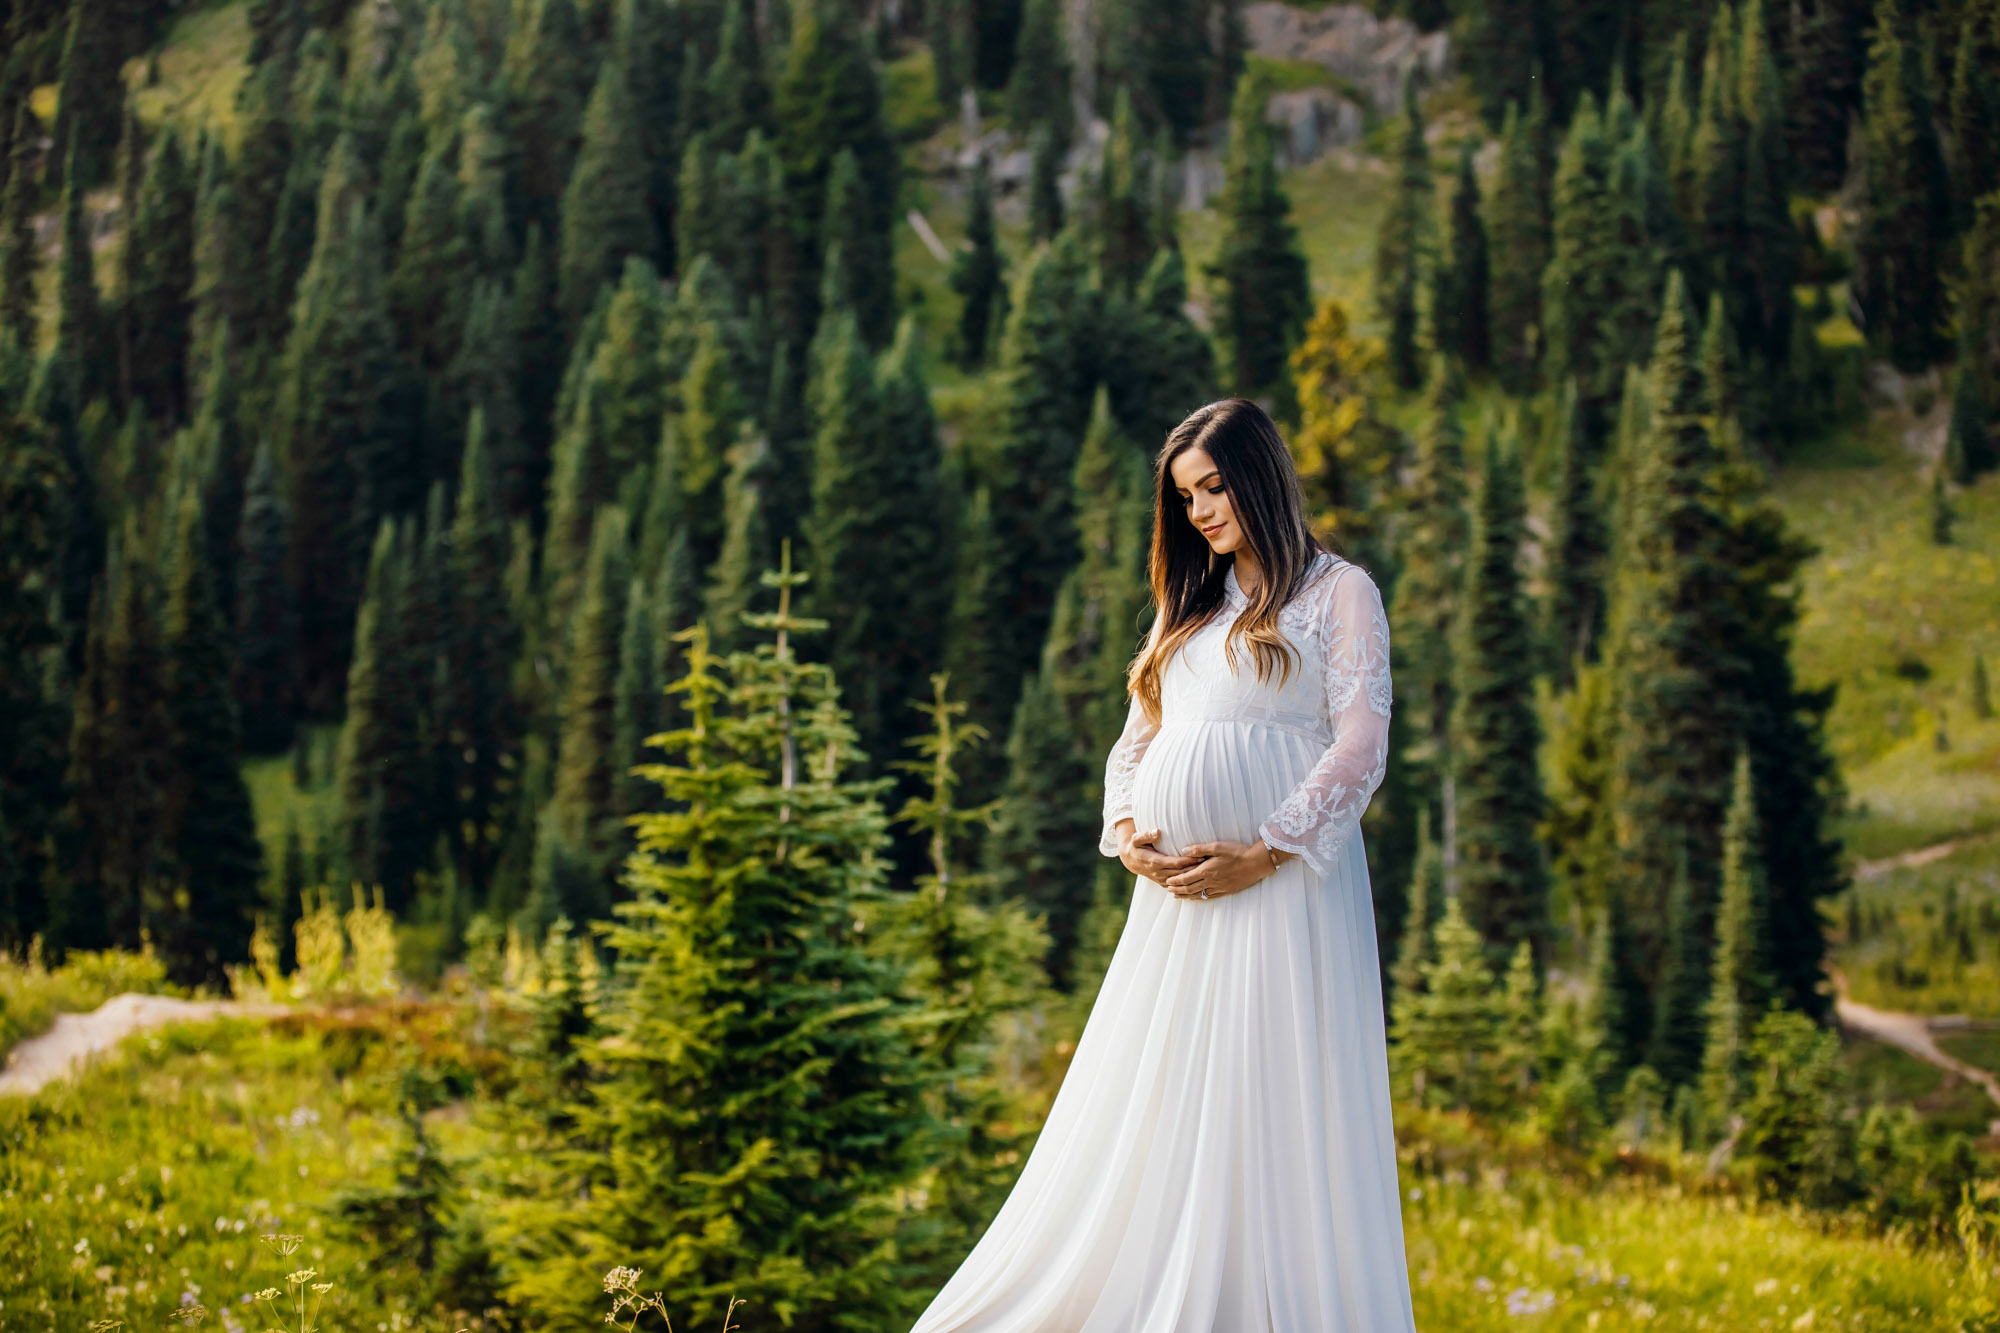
[910,550,1418,1333]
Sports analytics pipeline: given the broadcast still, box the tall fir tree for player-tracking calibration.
[447,411,522,900]
[1374,79,1433,391]
[982,234,1095,738]
[773,0,900,344]
[1542,93,1657,449]
[334,520,431,908]
[559,44,659,335]
[539,504,632,925]
[503,0,592,233]
[1855,0,1953,371]
[950,155,1007,368]
[0,409,68,948]
[0,100,38,345]
[1028,122,1065,243]
[489,603,937,1328]
[122,127,196,425]
[1543,378,1608,681]
[233,439,298,754]
[1391,356,1469,860]
[1603,272,1736,1010]
[1486,96,1552,392]
[278,150,402,715]
[1435,141,1492,374]
[1006,0,1073,146]
[1699,746,1776,1119]
[157,464,263,982]
[1209,69,1310,405]
[988,388,1152,978]
[1449,415,1549,968]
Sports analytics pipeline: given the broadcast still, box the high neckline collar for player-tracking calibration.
[1224,560,1250,605]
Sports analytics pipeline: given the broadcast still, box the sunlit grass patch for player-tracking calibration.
[124,0,252,146]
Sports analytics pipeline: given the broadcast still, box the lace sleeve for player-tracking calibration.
[1099,693,1160,856]
[1256,563,1393,877]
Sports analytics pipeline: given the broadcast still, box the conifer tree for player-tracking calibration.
[1543,379,1606,681]
[447,413,522,898]
[612,576,660,823]
[279,159,401,714]
[503,0,591,232]
[158,467,262,981]
[950,155,1007,368]
[819,146,896,347]
[774,0,899,340]
[1856,0,1953,371]
[1486,99,1550,392]
[1393,356,1469,826]
[1436,141,1491,374]
[1397,895,1504,1113]
[1093,88,1158,300]
[882,672,1050,1250]
[494,588,937,1328]
[1604,273,1736,1002]
[0,409,68,947]
[122,127,196,425]
[1577,889,1648,1098]
[48,0,122,193]
[988,390,1151,975]
[1542,94,1655,448]
[1210,70,1310,404]
[1465,0,1554,128]
[984,236,1095,730]
[233,440,297,754]
[1373,79,1432,391]
[1102,246,1218,450]
[804,308,946,768]
[0,101,37,345]
[1389,808,1443,1014]
[1028,123,1065,243]
[559,49,658,334]
[1287,295,1404,573]
[705,0,767,154]
[941,482,1009,755]
[335,520,430,906]
[1975,653,1994,722]
[1006,0,1073,145]
[49,155,109,414]
[1646,846,1708,1088]
[387,143,470,380]
[1450,417,1548,967]
[702,438,774,656]
[65,523,172,952]
[1700,746,1775,1119]
[1951,0,2000,214]
[542,505,632,923]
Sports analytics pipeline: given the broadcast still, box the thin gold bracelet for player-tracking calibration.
[1264,841,1280,871]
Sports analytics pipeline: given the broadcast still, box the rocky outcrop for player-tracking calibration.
[1242,2,1452,113]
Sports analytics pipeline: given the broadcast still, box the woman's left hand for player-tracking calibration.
[1162,840,1293,901]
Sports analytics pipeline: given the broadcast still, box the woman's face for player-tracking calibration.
[1170,446,1244,555]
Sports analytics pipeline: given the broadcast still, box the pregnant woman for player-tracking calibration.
[909,397,1418,1332]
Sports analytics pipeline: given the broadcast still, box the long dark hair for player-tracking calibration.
[1127,398,1327,723]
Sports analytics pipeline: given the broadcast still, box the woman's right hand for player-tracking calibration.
[1118,821,1199,887]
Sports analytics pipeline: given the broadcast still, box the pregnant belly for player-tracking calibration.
[1130,719,1325,858]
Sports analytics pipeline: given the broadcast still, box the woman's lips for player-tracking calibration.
[1201,523,1224,536]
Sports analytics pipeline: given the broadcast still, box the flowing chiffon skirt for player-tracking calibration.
[908,715,1419,1333]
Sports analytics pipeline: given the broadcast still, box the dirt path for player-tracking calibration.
[1829,968,2000,1111]
[1853,837,1975,881]
[0,993,281,1098]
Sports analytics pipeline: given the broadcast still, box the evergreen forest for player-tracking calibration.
[7,0,2000,1327]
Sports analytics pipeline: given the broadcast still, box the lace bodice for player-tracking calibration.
[1099,551,1393,877]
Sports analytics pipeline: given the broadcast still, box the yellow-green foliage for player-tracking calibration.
[1400,1159,1989,1330]
[0,1017,416,1331]
[883,44,945,142]
[122,0,253,145]
[1772,415,2000,859]
[0,944,173,1054]
[228,887,400,1003]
